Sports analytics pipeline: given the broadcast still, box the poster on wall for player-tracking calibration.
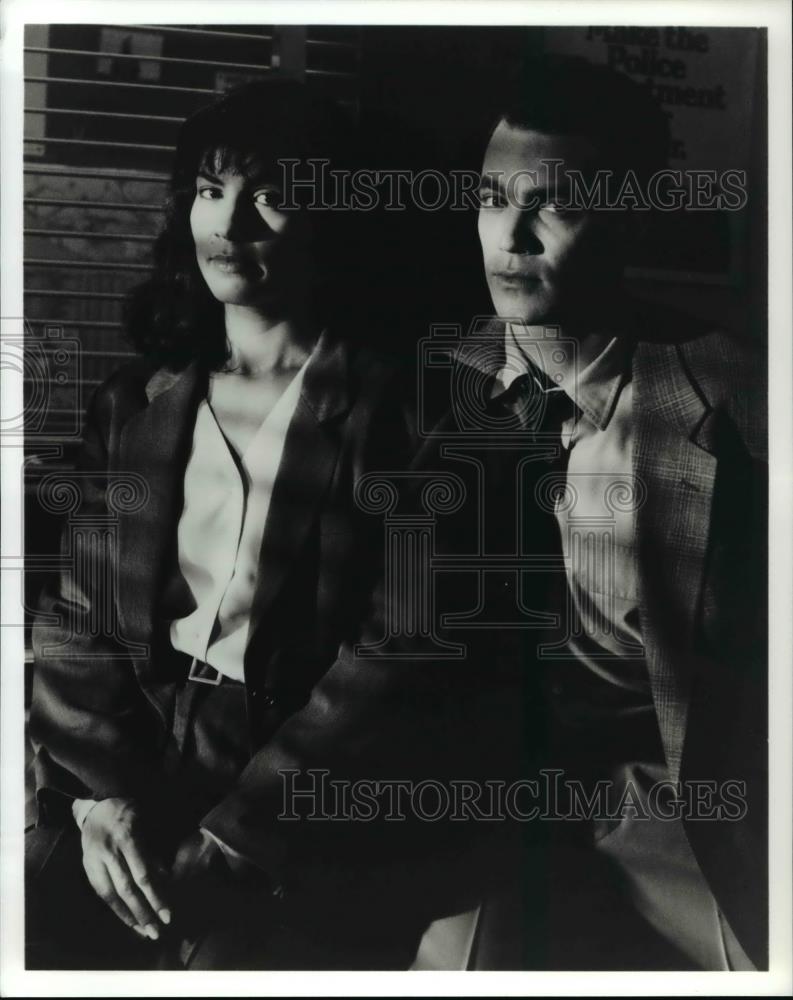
[544,26,761,284]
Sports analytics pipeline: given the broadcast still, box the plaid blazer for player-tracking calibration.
[631,313,767,968]
[450,305,768,968]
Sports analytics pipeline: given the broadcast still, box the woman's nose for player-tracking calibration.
[213,193,268,242]
[213,195,245,240]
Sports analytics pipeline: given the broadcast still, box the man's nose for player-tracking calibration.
[498,207,542,255]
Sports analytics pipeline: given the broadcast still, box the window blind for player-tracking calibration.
[23,23,361,445]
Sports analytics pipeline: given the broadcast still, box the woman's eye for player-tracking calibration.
[254,189,282,208]
[197,186,222,200]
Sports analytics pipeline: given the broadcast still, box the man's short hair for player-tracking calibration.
[490,54,670,185]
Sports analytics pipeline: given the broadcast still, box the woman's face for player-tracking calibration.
[189,151,312,311]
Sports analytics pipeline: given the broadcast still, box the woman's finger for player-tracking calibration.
[83,857,141,934]
[105,854,162,939]
[121,836,172,925]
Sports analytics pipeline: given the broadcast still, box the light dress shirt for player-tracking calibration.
[499,326,647,687]
[485,323,753,971]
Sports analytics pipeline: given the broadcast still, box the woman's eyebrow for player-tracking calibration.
[196,168,222,183]
[195,164,283,187]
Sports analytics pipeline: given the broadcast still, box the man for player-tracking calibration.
[183,57,766,970]
[453,55,766,970]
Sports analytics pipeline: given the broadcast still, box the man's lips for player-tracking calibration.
[491,270,540,286]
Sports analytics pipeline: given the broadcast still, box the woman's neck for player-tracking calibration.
[223,305,317,377]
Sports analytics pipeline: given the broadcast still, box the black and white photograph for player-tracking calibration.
[1,0,791,993]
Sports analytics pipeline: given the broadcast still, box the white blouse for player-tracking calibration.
[169,360,308,681]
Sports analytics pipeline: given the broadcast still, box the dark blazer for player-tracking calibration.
[30,325,548,965]
[29,331,450,929]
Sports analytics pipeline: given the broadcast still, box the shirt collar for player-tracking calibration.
[500,323,631,431]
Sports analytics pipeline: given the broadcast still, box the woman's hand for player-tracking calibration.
[80,797,171,940]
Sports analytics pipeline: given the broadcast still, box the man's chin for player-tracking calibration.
[490,290,555,326]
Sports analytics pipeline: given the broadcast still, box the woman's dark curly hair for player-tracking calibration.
[125,77,355,371]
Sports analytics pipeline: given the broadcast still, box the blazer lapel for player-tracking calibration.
[633,340,718,783]
[117,362,206,650]
[245,331,353,661]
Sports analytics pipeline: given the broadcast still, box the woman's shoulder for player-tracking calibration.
[307,328,412,409]
[86,356,166,430]
[348,339,418,424]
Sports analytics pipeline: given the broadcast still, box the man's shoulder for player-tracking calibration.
[629,297,759,366]
[629,299,766,459]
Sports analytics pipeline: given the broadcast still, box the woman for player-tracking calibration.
[26,78,425,970]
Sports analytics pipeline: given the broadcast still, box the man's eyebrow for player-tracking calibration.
[478,175,576,204]
[478,174,504,191]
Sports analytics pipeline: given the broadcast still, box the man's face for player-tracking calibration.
[478,121,618,325]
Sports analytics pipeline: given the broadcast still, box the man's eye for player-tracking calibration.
[478,190,503,209]
[541,202,579,219]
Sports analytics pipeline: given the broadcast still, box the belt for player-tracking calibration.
[186,655,229,686]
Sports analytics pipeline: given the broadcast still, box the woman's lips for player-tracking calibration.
[209,255,247,274]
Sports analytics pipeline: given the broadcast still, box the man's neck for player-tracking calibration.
[507,290,628,386]
[507,323,611,389]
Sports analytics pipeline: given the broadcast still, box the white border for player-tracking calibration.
[2,1,791,996]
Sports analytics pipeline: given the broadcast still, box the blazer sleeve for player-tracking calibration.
[29,383,171,826]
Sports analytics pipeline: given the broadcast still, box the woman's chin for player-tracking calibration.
[208,282,281,310]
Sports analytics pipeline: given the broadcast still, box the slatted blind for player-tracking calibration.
[23,23,361,447]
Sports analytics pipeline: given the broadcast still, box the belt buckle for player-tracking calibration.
[187,656,223,686]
